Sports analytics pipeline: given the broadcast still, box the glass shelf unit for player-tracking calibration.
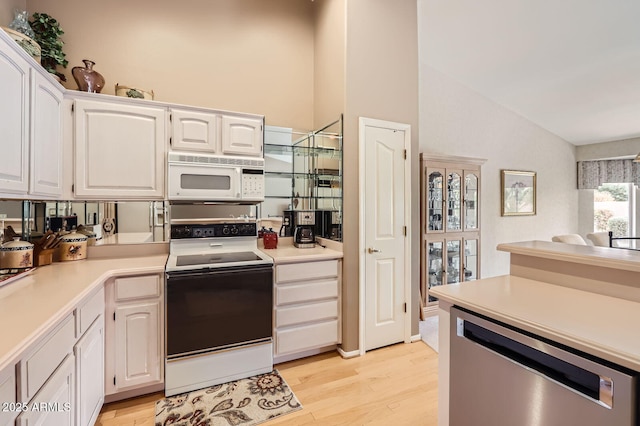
[262,116,343,239]
[420,154,485,312]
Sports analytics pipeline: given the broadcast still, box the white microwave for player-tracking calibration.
[168,152,264,202]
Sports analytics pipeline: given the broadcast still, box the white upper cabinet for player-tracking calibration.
[73,97,166,199]
[30,70,64,197]
[0,31,64,199]
[170,108,218,153]
[221,115,263,156]
[0,36,30,195]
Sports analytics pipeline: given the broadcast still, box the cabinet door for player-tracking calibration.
[425,239,444,304]
[114,300,161,390]
[221,115,263,156]
[0,39,30,195]
[170,108,218,153]
[75,316,104,426]
[425,168,445,233]
[30,70,64,197]
[446,170,463,232]
[73,98,166,199]
[445,239,462,284]
[463,238,479,281]
[463,171,479,231]
[17,355,74,426]
[0,364,16,426]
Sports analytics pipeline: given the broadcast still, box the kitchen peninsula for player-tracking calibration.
[431,241,640,426]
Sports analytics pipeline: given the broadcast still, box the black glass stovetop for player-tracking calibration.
[176,251,262,267]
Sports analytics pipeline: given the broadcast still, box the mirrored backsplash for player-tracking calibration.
[0,200,169,245]
[0,201,260,245]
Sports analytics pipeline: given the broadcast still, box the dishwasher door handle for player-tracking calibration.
[455,311,630,410]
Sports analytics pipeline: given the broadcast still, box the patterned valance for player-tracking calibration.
[577,159,640,189]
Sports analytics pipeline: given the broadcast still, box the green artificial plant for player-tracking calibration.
[29,12,68,81]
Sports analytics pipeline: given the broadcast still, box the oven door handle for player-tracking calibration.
[166,264,273,279]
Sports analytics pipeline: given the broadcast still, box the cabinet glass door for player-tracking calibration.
[464,172,479,230]
[464,239,478,281]
[426,240,444,302]
[446,239,461,284]
[427,170,444,232]
[447,172,462,231]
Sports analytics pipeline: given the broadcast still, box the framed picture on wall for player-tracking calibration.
[501,170,536,216]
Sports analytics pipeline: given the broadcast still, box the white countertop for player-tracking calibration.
[259,244,343,264]
[498,240,640,273]
[0,254,167,371]
[431,275,640,371]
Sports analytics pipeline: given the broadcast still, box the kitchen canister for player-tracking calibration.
[57,231,88,262]
[0,238,34,269]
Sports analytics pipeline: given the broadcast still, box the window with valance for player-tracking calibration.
[577,159,640,189]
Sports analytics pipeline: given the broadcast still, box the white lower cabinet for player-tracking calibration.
[274,259,341,362]
[0,365,17,426]
[16,354,75,426]
[75,316,104,426]
[105,273,163,395]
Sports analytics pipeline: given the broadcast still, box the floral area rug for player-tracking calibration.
[155,370,302,426]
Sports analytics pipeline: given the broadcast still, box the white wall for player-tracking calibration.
[419,65,578,277]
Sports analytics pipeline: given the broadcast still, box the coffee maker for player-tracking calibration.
[293,210,316,248]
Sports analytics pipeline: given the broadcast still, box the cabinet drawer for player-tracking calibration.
[114,274,160,301]
[0,366,16,426]
[276,300,338,328]
[276,320,338,355]
[17,354,74,426]
[275,260,338,283]
[78,287,105,336]
[19,314,75,402]
[276,279,338,305]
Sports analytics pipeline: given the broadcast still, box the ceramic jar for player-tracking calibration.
[0,238,34,269]
[58,231,88,262]
[71,59,105,93]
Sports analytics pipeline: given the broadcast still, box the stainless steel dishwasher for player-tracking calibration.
[449,306,638,426]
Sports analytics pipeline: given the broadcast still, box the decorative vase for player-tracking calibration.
[71,59,105,93]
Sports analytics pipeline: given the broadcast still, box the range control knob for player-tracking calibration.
[222,227,230,235]
[231,226,239,235]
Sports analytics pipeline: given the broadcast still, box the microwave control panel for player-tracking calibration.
[241,171,264,199]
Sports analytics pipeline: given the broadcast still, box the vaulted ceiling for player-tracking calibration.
[419,0,640,145]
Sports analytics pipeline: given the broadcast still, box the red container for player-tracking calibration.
[263,231,278,249]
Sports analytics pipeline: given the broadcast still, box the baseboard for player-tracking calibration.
[410,333,422,343]
[337,346,361,359]
[104,382,164,403]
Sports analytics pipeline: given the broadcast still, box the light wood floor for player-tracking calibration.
[96,341,438,426]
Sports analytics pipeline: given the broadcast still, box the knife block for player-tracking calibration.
[34,248,55,266]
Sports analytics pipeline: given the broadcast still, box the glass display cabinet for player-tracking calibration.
[420,154,485,312]
[263,116,343,240]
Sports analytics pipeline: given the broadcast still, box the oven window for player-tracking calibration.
[166,265,273,357]
[181,174,231,190]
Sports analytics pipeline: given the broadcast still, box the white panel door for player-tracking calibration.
[0,39,29,195]
[170,108,217,153]
[73,98,166,199]
[75,316,104,426]
[114,301,161,390]
[364,124,406,351]
[30,70,64,197]
[221,115,263,156]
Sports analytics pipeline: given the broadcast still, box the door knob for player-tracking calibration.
[368,248,381,254]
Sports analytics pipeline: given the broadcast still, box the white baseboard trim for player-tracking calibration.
[410,333,422,343]
[338,347,361,359]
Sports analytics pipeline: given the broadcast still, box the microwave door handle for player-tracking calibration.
[236,167,241,199]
